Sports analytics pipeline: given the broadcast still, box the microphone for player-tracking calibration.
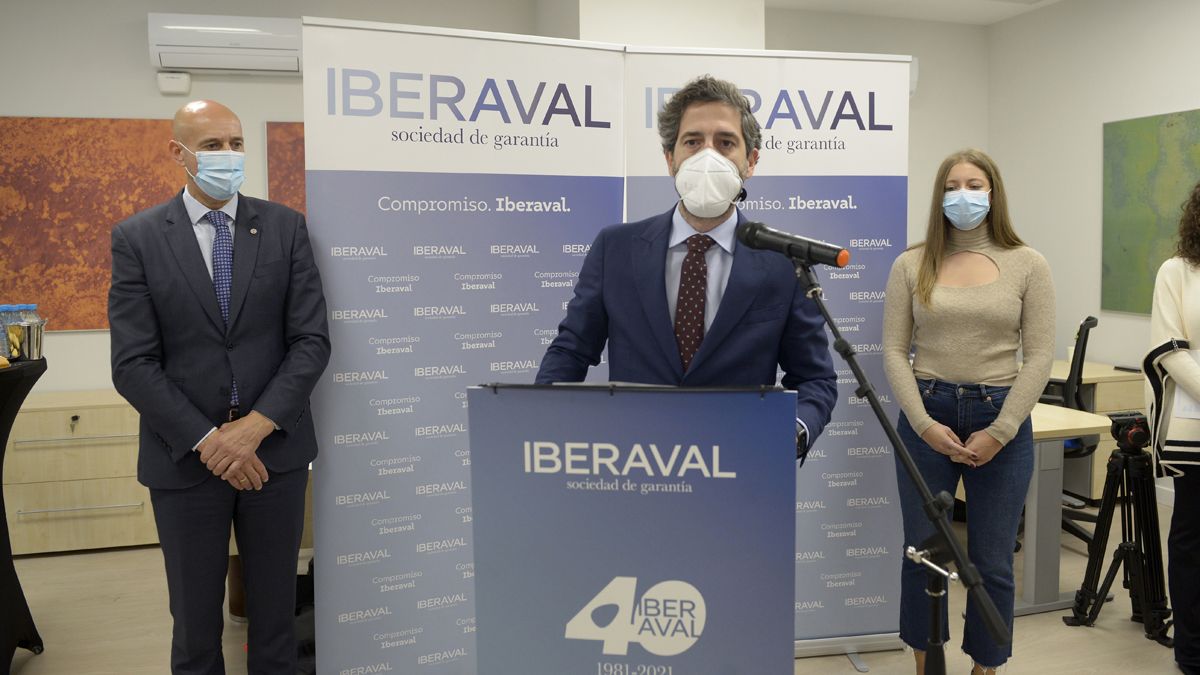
[736,221,850,268]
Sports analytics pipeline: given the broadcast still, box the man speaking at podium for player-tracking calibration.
[536,75,837,452]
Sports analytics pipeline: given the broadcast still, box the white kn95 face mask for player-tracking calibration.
[674,148,744,219]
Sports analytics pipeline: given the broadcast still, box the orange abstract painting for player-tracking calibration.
[0,117,178,330]
[267,122,305,215]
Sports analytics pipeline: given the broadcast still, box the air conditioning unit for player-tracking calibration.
[148,13,301,74]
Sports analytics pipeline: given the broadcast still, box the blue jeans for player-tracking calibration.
[893,378,1034,668]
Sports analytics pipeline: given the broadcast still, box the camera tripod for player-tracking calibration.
[1062,428,1173,647]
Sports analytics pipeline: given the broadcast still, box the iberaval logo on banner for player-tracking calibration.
[490,243,541,256]
[334,370,389,385]
[331,245,388,260]
[412,244,467,259]
[849,291,886,304]
[331,308,388,323]
[848,237,894,250]
[566,577,706,656]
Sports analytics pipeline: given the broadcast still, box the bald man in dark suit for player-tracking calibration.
[109,100,330,674]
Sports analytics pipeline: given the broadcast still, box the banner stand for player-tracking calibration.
[794,633,904,665]
[303,17,912,673]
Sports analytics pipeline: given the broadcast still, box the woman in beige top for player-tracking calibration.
[882,148,1055,674]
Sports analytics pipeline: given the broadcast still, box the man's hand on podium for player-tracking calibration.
[796,422,809,463]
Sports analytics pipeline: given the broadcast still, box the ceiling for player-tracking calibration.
[765,0,1066,26]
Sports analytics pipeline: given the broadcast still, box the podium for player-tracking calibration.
[1,359,47,673]
[467,384,796,674]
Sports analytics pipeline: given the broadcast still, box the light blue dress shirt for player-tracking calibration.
[663,203,810,445]
[181,187,238,281]
[664,204,737,332]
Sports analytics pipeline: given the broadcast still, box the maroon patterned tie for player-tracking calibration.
[674,234,716,372]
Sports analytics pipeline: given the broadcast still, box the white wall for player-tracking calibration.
[9,0,1189,394]
[0,0,538,391]
[535,0,579,40]
[770,0,1200,370]
[989,0,1200,368]
[0,4,985,392]
[580,0,764,48]
[765,9,990,246]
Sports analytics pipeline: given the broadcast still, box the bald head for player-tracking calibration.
[169,99,245,207]
[172,100,242,148]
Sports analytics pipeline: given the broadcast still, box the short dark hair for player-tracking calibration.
[657,75,760,156]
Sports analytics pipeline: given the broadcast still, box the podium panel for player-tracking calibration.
[468,385,796,674]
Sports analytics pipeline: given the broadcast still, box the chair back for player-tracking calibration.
[1063,316,1099,411]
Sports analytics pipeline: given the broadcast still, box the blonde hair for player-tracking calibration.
[912,148,1025,305]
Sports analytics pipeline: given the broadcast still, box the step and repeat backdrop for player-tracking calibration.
[303,16,909,674]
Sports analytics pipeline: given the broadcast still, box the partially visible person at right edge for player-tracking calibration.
[1147,181,1200,675]
[882,148,1055,674]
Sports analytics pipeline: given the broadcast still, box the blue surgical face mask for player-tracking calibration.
[180,144,245,202]
[942,189,991,230]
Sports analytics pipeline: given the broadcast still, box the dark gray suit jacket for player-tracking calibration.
[109,192,331,490]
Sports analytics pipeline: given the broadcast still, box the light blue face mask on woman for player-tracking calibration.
[180,145,246,201]
[942,189,991,230]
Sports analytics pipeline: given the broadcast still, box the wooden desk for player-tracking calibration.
[1031,401,1116,440]
[1017,402,1113,615]
[1048,360,1144,499]
[1049,359,1143,387]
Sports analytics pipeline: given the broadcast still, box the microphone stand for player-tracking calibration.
[791,259,1010,674]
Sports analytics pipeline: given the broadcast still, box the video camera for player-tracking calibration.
[1108,410,1150,449]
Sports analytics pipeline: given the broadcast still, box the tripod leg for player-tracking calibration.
[1085,544,1132,626]
[1129,450,1174,646]
[1066,449,1124,624]
[1127,546,1146,623]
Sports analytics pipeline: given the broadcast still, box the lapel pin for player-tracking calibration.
[250,228,258,235]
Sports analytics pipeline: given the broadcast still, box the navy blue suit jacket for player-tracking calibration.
[109,193,331,490]
[536,207,837,441]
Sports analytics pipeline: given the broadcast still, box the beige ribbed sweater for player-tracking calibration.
[882,225,1056,445]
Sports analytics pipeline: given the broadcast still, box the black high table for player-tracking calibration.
[0,359,46,674]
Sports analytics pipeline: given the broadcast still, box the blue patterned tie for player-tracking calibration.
[206,210,239,407]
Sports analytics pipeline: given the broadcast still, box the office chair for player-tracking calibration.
[1039,316,1100,545]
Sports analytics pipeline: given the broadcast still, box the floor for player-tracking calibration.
[8,504,1184,674]
[795,502,1181,674]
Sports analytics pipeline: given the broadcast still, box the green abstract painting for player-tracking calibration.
[1103,109,1200,314]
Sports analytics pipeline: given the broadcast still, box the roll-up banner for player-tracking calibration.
[624,48,908,653]
[304,16,908,673]
[303,19,623,674]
